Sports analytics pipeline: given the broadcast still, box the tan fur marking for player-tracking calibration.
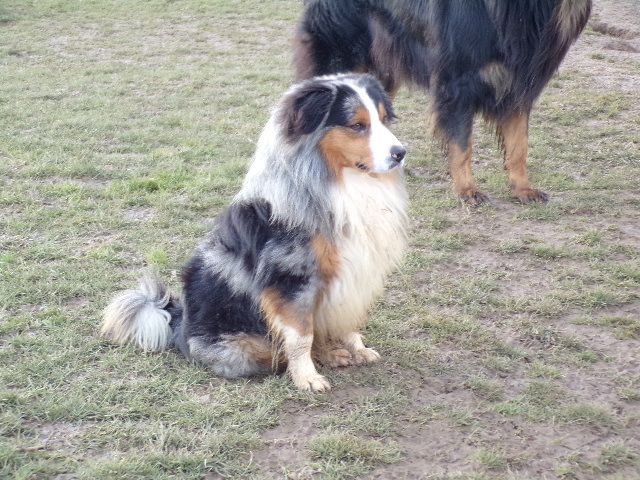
[386,85,401,100]
[319,117,373,177]
[369,167,403,185]
[312,341,353,368]
[369,14,405,94]
[426,107,439,137]
[378,102,388,122]
[292,31,315,81]
[500,112,530,192]
[233,335,275,369]
[261,290,328,391]
[448,141,477,198]
[261,288,312,336]
[500,111,547,202]
[311,235,340,284]
[311,235,341,310]
[479,62,513,102]
[352,106,371,127]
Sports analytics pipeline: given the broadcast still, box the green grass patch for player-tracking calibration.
[308,432,402,478]
[529,362,562,379]
[466,376,505,402]
[598,441,638,472]
[474,448,508,471]
[561,404,616,429]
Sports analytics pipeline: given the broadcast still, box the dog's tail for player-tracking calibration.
[101,276,182,352]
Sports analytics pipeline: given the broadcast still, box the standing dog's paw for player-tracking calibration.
[459,188,491,206]
[352,347,381,365]
[513,187,549,203]
[293,373,331,393]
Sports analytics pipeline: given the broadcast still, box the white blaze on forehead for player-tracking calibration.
[350,83,403,173]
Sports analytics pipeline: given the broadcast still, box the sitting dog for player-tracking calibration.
[102,74,408,392]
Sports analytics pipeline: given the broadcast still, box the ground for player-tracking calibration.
[0,0,639,479]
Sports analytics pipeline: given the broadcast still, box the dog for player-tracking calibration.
[101,74,408,392]
[294,0,591,204]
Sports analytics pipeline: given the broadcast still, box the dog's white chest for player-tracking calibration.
[315,169,408,337]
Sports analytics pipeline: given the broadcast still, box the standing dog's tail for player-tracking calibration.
[101,276,182,352]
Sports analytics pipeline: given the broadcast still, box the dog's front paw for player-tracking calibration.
[317,348,353,368]
[513,187,548,203]
[293,373,331,393]
[459,188,490,206]
[352,347,381,365]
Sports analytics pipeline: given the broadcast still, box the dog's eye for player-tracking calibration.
[350,122,367,132]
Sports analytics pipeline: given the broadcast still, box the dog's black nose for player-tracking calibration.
[390,145,406,162]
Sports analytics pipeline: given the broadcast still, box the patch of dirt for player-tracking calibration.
[252,402,325,476]
[604,40,639,53]
[562,0,640,94]
[591,21,638,40]
[20,422,90,456]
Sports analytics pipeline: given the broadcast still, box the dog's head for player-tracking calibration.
[281,74,406,175]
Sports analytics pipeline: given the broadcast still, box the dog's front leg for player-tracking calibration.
[262,289,330,392]
[281,323,330,392]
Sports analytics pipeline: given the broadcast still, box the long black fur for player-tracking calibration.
[178,201,312,345]
[295,0,591,146]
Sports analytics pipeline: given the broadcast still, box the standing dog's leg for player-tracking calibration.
[435,86,489,205]
[447,134,489,206]
[500,111,549,203]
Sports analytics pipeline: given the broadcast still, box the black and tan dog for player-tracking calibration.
[295,0,591,204]
[102,74,408,392]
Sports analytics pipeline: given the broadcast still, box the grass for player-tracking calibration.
[598,441,638,472]
[474,448,509,471]
[308,432,402,478]
[466,376,505,402]
[1,0,640,478]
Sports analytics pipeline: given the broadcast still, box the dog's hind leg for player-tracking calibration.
[313,332,380,368]
[188,334,274,378]
[341,332,380,366]
[500,111,549,203]
[312,338,353,368]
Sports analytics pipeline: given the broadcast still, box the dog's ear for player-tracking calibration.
[284,82,336,141]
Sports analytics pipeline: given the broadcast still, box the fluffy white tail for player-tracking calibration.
[102,276,174,351]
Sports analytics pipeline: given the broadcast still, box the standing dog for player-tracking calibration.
[295,0,591,204]
[102,74,408,392]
